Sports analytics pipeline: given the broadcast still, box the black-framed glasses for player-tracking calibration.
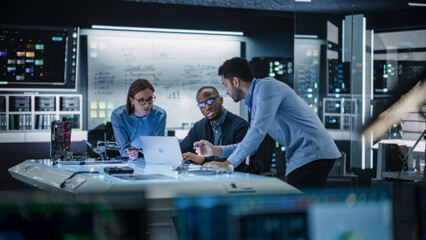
[197,95,219,108]
[133,95,156,106]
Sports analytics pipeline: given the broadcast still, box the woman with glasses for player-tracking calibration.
[111,79,167,160]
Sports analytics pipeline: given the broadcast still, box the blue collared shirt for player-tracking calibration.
[111,105,167,156]
[210,109,228,146]
[221,77,341,175]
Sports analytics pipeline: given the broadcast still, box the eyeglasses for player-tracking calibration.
[133,95,156,106]
[197,96,219,108]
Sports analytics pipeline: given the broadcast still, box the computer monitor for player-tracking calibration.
[0,191,147,239]
[308,200,394,240]
[174,188,392,240]
[0,25,79,91]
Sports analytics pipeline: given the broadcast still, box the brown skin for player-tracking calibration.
[193,76,251,168]
[196,88,225,125]
[220,75,250,103]
[182,88,225,164]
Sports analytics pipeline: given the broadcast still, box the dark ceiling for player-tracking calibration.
[1,0,424,30]
[117,0,426,13]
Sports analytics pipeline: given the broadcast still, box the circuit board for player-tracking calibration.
[51,121,72,152]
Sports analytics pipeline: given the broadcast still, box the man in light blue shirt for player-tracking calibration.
[194,57,341,188]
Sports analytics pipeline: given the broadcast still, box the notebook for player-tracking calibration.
[139,136,183,165]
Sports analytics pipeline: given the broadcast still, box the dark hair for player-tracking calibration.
[218,57,254,83]
[126,79,155,115]
[196,86,220,97]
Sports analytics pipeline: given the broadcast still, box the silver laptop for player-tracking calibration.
[139,136,183,165]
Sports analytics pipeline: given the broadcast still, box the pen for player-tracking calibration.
[129,147,143,151]
[193,144,199,150]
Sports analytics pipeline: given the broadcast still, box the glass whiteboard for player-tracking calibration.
[86,32,241,130]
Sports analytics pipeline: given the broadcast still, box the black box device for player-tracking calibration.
[104,166,134,174]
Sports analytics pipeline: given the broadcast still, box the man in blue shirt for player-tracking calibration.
[194,57,341,188]
[180,86,264,173]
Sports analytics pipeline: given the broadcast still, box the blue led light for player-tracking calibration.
[198,195,219,208]
[52,36,63,41]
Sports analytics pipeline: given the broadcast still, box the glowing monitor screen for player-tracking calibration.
[0,25,78,91]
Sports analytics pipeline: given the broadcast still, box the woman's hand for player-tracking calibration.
[126,147,139,160]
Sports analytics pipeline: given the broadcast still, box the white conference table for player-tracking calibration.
[9,158,299,209]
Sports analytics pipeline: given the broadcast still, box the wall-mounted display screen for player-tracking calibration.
[0,25,78,91]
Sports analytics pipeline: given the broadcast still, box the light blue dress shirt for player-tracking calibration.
[111,105,167,156]
[221,77,341,176]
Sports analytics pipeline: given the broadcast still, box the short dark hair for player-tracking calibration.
[218,57,254,83]
[126,79,155,115]
[196,86,220,97]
